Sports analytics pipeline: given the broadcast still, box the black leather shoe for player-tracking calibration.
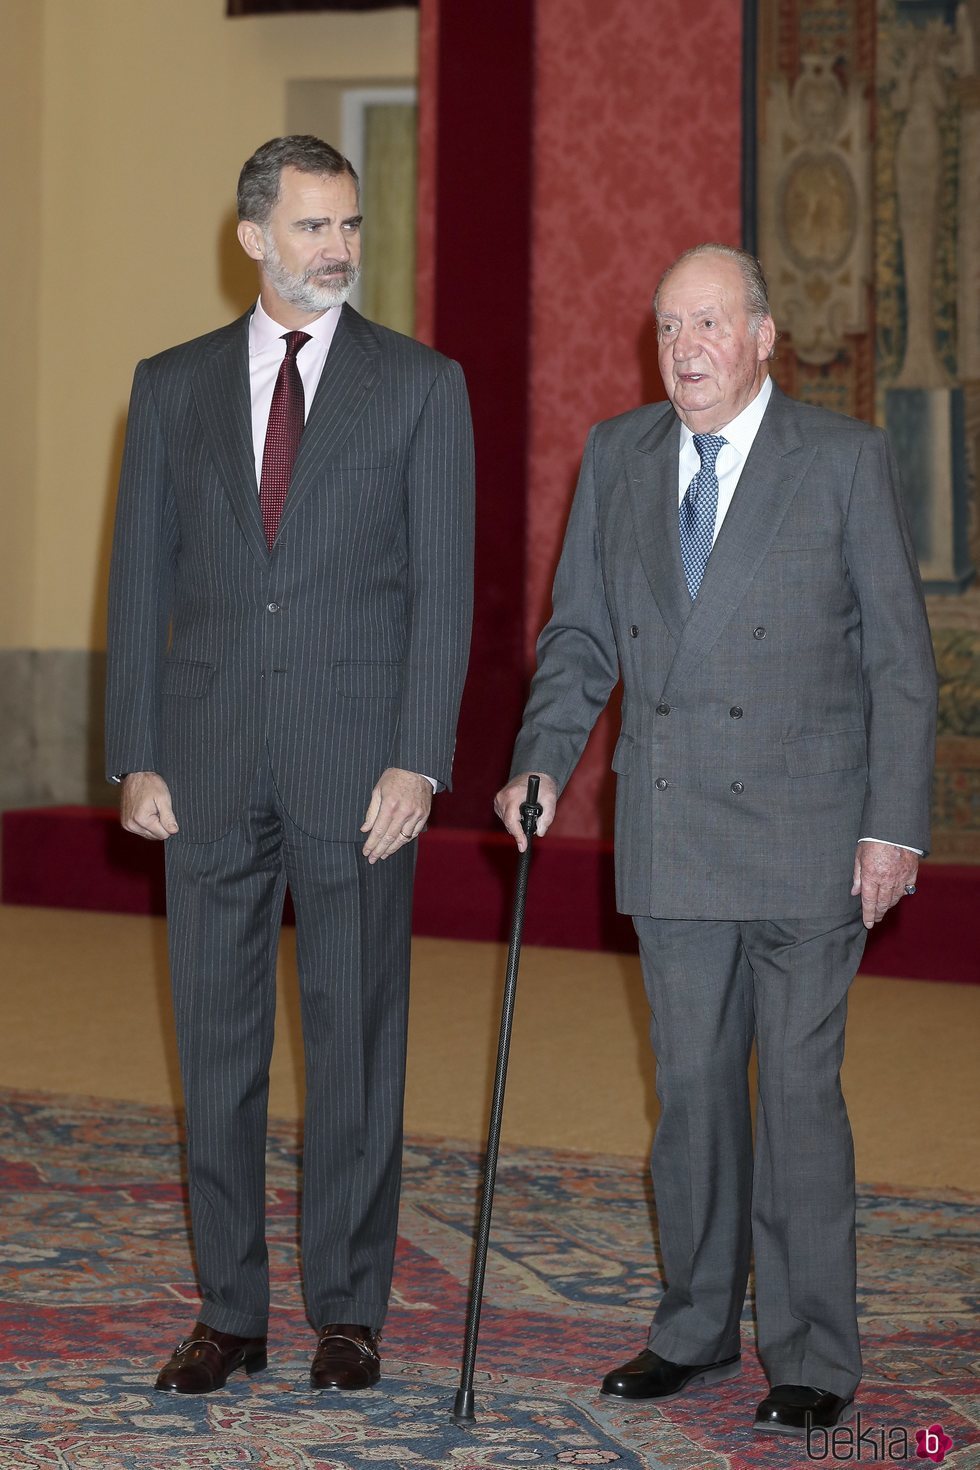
[754,1384,855,1434]
[155,1322,268,1394]
[601,1347,741,1400]
[310,1323,381,1391]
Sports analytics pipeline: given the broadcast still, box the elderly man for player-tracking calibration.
[496,244,935,1435]
[106,136,474,1393]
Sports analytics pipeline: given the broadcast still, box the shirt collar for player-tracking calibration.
[248,296,342,355]
[678,373,773,457]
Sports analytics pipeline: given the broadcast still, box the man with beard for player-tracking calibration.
[105,136,474,1393]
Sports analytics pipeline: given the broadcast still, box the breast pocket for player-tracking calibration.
[769,542,839,556]
[341,454,395,472]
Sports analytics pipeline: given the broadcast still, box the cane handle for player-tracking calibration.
[519,774,543,839]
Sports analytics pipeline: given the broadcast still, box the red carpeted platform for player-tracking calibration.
[2,805,976,983]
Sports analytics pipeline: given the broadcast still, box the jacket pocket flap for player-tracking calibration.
[163,659,214,698]
[336,661,401,698]
[611,734,634,774]
[783,728,867,776]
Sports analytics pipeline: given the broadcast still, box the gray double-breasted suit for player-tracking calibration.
[106,304,474,1336]
[511,382,936,1395]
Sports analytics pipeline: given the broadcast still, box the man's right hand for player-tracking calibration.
[494,772,559,852]
[120,771,179,840]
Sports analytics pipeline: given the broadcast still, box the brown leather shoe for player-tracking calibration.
[155,1321,268,1394]
[310,1323,381,1391]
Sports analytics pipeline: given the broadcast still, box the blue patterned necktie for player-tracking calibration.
[679,433,727,599]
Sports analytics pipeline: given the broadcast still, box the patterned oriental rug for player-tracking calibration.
[0,1091,976,1470]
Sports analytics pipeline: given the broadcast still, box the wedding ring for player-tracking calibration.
[904,883,916,896]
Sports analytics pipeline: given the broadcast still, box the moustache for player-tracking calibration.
[306,262,358,285]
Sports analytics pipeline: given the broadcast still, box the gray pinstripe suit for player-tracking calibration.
[511,384,936,1396]
[106,304,474,1336]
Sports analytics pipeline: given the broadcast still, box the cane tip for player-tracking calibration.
[451,1388,476,1425]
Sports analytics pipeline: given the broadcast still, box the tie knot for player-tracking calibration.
[283,330,311,359]
[692,433,726,470]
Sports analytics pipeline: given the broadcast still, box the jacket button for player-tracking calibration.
[731,780,744,794]
[730,706,743,719]
[656,703,671,715]
[629,624,639,637]
[655,778,669,790]
[753,626,766,639]
[267,602,281,614]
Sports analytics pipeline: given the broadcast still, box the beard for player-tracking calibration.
[262,237,361,312]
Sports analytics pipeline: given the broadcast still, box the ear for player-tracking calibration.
[237,220,265,263]
[757,314,777,361]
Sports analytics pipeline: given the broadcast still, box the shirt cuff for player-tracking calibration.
[858,837,923,856]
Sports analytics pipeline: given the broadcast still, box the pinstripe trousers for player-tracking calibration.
[164,751,415,1338]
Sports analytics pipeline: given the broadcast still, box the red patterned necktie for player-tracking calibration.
[259,329,311,547]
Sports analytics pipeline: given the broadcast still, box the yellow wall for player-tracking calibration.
[8,0,418,651]
[0,0,43,648]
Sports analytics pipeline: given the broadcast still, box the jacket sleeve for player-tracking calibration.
[387,357,475,788]
[510,426,620,789]
[843,427,938,852]
[104,361,179,779]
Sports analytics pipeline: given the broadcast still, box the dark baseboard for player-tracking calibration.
[2,806,976,984]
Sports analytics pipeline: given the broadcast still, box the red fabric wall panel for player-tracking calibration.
[416,0,744,834]
[528,0,744,838]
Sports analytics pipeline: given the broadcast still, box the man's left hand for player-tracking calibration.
[851,841,918,930]
[360,768,432,864]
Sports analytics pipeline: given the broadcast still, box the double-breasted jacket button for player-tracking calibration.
[655,777,669,790]
[267,602,281,614]
[753,626,766,639]
[629,624,640,638]
[656,703,671,715]
[731,780,744,794]
[730,706,743,719]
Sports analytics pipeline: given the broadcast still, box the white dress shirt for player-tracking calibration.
[674,374,917,856]
[248,297,341,488]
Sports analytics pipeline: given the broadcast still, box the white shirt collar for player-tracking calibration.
[248,296,342,355]
[678,373,773,457]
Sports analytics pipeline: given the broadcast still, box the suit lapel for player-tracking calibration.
[661,384,816,696]
[626,411,690,645]
[191,310,270,567]
[274,305,381,541]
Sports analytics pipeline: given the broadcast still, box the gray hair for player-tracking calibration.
[653,243,772,333]
[237,135,359,225]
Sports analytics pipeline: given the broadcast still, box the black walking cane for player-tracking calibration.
[451,774,543,1427]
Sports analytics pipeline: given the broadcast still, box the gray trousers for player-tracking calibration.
[164,754,415,1338]
[633,912,867,1399]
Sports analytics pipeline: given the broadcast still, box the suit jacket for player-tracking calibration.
[511,384,937,919]
[106,305,475,843]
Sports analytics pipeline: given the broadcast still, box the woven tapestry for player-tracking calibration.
[757,0,980,859]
